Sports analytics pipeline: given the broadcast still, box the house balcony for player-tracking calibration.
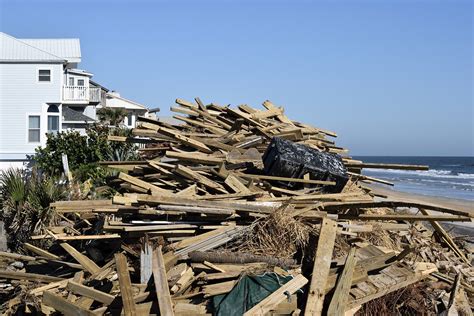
[62,86,101,103]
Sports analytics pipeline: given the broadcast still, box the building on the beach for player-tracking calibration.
[0,32,148,169]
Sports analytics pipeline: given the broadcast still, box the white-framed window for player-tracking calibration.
[127,113,133,127]
[28,115,41,142]
[68,77,74,86]
[48,116,59,134]
[47,104,60,134]
[77,79,85,86]
[38,69,51,82]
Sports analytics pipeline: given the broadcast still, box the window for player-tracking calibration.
[47,105,60,134]
[48,116,59,134]
[28,116,40,142]
[38,69,51,82]
[77,79,84,86]
[69,77,74,86]
[127,113,133,126]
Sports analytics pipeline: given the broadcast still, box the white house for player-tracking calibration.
[0,32,148,169]
[101,91,148,128]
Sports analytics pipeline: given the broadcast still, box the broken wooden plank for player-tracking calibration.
[24,242,60,260]
[304,218,337,315]
[0,270,64,283]
[152,246,174,316]
[327,247,357,316]
[345,162,429,170]
[67,281,115,305]
[119,172,171,195]
[115,253,137,316]
[244,274,308,316]
[43,291,94,316]
[60,243,101,274]
[238,173,336,186]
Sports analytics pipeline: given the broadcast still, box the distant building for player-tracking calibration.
[0,32,148,169]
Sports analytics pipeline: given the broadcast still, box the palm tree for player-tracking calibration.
[97,107,127,126]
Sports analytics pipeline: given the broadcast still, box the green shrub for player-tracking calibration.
[0,168,66,251]
[33,123,139,181]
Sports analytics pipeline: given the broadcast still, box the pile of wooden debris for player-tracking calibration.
[0,98,472,315]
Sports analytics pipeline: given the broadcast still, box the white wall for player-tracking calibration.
[0,62,63,161]
[83,105,97,120]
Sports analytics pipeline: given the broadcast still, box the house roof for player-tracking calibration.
[106,92,148,111]
[19,38,81,63]
[90,80,110,92]
[62,107,95,123]
[0,32,65,62]
[67,68,93,77]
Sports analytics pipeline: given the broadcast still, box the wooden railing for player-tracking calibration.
[62,86,101,102]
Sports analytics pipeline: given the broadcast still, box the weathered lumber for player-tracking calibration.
[152,246,174,316]
[327,247,358,316]
[345,162,429,170]
[419,209,470,265]
[165,150,224,165]
[346,266,436,310]
[188,251,296,267]
[338,214,471,222]
[305,218,337,315]
[119,172,171,195]
[43,291,94,316]
[67,281,115,305]
[0,270,64,283]
[24,242,60,260]
[115,253,137,315]
[60,243,101,274]
[238,173,336,186]
[322,201,472,218]
[243,274,308,316]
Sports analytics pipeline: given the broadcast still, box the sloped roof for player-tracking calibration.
[106,92,148,111]
[62,107,95,123]
[20,38,81,63]
[0,32,65,62]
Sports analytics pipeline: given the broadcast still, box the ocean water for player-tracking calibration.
[353,156,474,201]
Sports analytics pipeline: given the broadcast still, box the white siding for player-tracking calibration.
[83,105,96,120]
[0,62,63,160]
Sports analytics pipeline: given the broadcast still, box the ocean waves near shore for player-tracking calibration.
[354,156,474,201]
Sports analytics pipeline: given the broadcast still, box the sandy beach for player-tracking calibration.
[367,183,473,236]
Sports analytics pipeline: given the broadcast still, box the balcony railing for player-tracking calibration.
[63,86,101,103]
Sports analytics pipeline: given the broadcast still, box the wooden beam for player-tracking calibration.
[60,243,101,274]
[165,150,224,165]
[43,291,94,316]
[244,274,308,316]
[152,246,174,316]
[119,172,171,195]
[322,201,472,218]
[0,270,63,283]
[305,218,337,315]
[238,173,336,186]
[115,253,137,316]
[338,214,471,222]
[24,242,60,260]
[67,281,115,305]
[140,241,153,284]
[327,247,357,316]
[345,162,429,170]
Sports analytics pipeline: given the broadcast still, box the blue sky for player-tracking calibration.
[1,0,472,156]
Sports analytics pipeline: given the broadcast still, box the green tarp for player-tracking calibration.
[212,273,296,316]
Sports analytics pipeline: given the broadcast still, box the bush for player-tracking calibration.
[33,123,139,181]
[0,168,66,251]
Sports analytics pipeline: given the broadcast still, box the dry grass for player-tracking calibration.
[356,282,435,316]
[235,204,315,258]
